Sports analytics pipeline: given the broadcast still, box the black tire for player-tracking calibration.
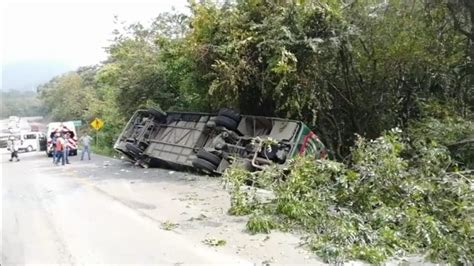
[218,108,240,122]
[192,158,217,173]
[147,108,166,120]
[196,150,221,166]
[26,145,33,152]
[215,116,238,131]
[125,143,143,155]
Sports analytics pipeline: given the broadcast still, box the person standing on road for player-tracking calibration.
[79,133,93,160]
[54,133,65,166]
[51,132,58,163]
[8,136,20,162]
[64,132,71,164]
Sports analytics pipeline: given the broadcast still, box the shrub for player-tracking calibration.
[246,212,277,234]
[225,129,473,264]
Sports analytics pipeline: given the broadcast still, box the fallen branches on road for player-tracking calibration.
[224,129,473,264]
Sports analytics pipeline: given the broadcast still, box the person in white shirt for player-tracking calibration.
[64,132,72,164]
[80,133,93,160]
[8,136,20,162]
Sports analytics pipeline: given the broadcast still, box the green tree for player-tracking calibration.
[103,12,191,116]
[38,71,96,121]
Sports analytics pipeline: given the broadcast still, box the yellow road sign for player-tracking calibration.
[90,118,104,130]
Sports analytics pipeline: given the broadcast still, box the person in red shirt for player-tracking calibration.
[54,133,65,166]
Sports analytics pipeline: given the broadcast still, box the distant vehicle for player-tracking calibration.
[42,122,78,157]
[0,134,9,148]
[5,132,47,152]
[114,108,327,174]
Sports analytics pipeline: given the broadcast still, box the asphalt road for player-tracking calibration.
[1,150,256,265]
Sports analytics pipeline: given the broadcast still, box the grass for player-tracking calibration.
[91,144,119,157]
[246,213,277,234]
[202,238,227,246]
[161,220,179,230]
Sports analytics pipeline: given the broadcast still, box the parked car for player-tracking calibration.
[114,108,327,174]
[19,132,46,152]
[41,122,78,157]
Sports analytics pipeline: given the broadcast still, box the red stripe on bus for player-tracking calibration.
[299,131,315,154]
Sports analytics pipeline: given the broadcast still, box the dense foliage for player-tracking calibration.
[224,127,473,264]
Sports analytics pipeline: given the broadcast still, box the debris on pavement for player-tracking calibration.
[161,220,179,231]
[202,238,227,247]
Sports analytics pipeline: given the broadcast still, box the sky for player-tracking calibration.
[1,0,188,68]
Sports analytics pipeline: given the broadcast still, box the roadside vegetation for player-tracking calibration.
[224,115,473,263]
[36,0,473,263]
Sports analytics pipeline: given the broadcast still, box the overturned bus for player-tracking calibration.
[114,108,327,174]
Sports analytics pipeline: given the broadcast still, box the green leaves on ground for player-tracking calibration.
[246,212,277,234]
[161,220,179,231]
[224,128,473,264]
[202,238,227,247]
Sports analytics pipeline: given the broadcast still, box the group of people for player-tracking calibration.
[51,131,72,165]
[7,131,93,164]
[50,131,93,166]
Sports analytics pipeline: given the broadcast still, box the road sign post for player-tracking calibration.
[90,118,104,145]
[90,118,104,130]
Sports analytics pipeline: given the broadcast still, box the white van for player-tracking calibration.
[43,122,78,156]
[6,132,46,152]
